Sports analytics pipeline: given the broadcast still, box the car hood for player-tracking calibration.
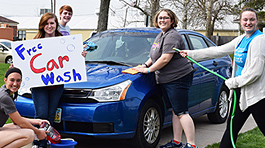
[64,63,139,89]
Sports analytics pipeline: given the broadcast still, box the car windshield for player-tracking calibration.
[85,31,158,66]
[0,41,12,49]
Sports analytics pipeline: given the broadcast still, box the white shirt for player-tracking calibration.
[59,24,70,36]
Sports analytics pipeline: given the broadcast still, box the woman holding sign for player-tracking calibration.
[31,12,64,148]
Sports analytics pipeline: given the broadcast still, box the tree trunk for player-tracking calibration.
[182,0,189,29]
[97,0,111,32]
[206,0,213,38]
[150,0,160,27]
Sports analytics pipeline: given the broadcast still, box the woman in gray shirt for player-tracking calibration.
[134,9,197,148]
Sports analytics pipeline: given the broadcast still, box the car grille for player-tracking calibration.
[60,88,98,103]
[21,89,99,103]
[53,121,114,133]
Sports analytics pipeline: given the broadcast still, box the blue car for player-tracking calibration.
[15,28,232,148]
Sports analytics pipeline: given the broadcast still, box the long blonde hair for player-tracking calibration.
[34,12,62,39]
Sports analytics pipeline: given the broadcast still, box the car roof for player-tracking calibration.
[0,39,12,42]
[96,27,206,37]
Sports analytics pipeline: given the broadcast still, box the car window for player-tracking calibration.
[188,35,208,50]
[181,35,190,50]
[205,39,215,47]
[0,44,8,51]
[0,42,11,49]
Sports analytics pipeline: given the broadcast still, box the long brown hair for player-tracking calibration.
[34,12,62,39]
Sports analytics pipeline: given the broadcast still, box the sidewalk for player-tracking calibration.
[158,114,257,148]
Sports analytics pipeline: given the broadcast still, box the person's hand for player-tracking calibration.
[225,78,238,89]
[36,128,47,140]
[82,51,87,57]
[38,119,50,126]
[132,66,148,74]
[178,50,188,58]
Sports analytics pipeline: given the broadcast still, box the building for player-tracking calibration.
[8,15,98,41]
[0,16,19,40]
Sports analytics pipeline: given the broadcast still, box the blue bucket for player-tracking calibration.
[49,139,77,148]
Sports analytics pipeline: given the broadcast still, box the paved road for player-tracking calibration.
[22,115,256,148]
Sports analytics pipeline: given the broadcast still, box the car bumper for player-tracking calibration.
[15,95,142,139]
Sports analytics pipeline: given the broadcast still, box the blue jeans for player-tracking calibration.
[31,85,64,125]
[31,85,64,147]
[160,72,193,116]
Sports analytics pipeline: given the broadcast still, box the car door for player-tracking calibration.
[185,34,217,111]
[181,34,200,114]
[0,44,7,63]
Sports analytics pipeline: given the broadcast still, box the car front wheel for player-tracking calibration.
[129,99,163,148]
[5,56,12,64]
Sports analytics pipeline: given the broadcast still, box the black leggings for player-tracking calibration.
[219,88,265,148]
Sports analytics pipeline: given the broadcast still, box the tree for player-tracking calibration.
[97,0,111,32]
[190,0,234,37]
[164,0,195,29]
[235,0,265,22]
[119,0,159,27]
[205,0,213,38]
[233,0,265,32]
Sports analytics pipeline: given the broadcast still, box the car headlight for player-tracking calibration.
[90,80,132,102]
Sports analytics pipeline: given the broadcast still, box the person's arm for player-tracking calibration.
[179,36,243,61]
[148,53,173,73]
[9,111,47,140]
[134,53,173,73]
[22,117,49,126]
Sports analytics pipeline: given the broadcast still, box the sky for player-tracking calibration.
[0,0,101,17]
[0,0,240,30]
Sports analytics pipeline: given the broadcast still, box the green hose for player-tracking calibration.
[173,48,237,148]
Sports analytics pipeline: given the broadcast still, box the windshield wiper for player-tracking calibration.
[86,61,132,67]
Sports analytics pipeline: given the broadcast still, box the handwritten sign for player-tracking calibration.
[11,34,87,89]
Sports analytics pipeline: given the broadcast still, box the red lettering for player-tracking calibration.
[30,53,46,73]
[58,55,69,68]
[47,59,59,71]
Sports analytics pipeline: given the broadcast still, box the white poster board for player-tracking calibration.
[11,34,87,89]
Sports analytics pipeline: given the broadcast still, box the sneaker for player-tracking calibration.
[159,140,183,148]
[184,143,198,148]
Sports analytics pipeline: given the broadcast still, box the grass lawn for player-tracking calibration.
[1,63,12,124]
[205,127,264,147]
[1,63,264,147]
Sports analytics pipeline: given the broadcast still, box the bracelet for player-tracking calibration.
[146,68,150,73]
[143,63,148,67]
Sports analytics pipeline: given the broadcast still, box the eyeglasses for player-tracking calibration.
[62,11,72,16]
[158,17,171,20]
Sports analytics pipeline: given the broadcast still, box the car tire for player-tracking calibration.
[5,56,12,64]
[207,85,229,124]
[129,99,163,148]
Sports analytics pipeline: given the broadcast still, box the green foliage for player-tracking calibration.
[240,0,265,11]
[205,127,264,148]
[0,63,12,124]
[0,63,10,86]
